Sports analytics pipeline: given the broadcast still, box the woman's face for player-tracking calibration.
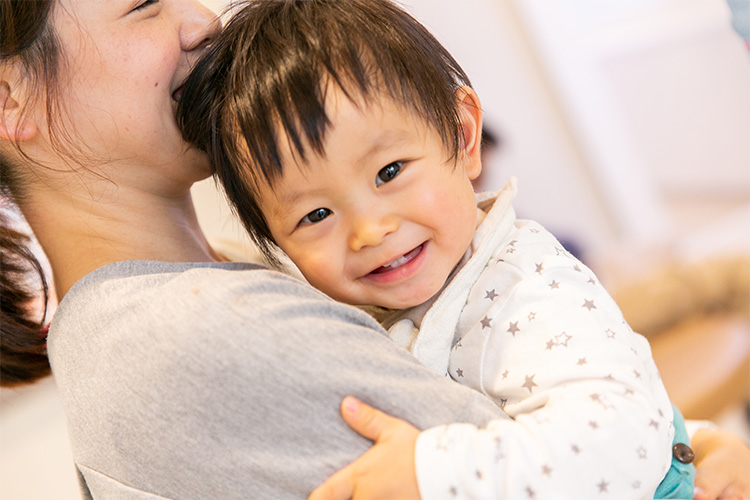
[49,0,220,187]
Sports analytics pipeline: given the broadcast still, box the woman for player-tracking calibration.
[0,0,747,499]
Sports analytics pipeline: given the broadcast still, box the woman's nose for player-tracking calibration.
[348,214,400,252]
[179,0,221,53]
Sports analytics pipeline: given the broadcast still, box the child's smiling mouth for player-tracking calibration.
[370,243,425,275]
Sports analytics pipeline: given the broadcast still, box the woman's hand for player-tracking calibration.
[308,399,750,500]
[308,397,421,500]
[692,427,750,500]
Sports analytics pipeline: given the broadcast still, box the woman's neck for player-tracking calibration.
[20,181,219,298]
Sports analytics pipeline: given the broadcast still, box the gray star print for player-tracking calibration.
[507,321,520,335]
[597,480,609,493]
[522,374,537,392]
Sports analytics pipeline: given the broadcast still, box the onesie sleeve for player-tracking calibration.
[414,223,675,499]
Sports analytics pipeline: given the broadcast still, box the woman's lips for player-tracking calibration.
[370,244,424,274]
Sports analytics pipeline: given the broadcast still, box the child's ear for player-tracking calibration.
[455,86,482,181]
[0,78,38,143]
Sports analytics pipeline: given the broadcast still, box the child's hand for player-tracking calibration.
[692,427,750,500]
[308,397,421,500]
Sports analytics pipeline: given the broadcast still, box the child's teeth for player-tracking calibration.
[384,255,408,268]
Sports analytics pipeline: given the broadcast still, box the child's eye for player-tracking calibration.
[300,207,332,225]
[131,0,159,13]
[375,161,403,187]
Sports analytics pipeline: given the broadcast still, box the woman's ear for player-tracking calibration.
[455,86,482,181]
[0,79,38,143]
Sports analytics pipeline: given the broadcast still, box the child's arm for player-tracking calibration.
[403,257,676,496]
[310,400,750,500]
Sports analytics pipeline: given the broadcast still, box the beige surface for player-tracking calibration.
[650,314,750,421]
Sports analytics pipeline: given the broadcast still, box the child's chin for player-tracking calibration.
[376,290,440,310]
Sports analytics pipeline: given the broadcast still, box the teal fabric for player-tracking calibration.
[727,0,750,43]
[654,405,696,499]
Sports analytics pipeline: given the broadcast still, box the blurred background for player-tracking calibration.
[2,0,748,498]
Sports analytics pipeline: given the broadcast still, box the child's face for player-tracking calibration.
[257,87,482,309]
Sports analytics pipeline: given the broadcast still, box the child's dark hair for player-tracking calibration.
[178,0,472,264]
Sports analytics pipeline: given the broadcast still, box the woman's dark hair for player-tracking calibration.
[0,0,58,386]
[178,0,472,265]
[0,206,50,386]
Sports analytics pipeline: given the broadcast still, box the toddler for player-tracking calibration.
[178,0,694,498]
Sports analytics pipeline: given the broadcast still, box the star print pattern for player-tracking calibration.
[522,374,537,392]
[507,321,520,336]
[392,182,674,500]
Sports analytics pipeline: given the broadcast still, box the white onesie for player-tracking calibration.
[384,179,675,499]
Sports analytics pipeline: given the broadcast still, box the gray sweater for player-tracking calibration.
[48,261,507,499]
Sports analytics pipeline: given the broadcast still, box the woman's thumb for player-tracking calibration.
[340,396,390,442]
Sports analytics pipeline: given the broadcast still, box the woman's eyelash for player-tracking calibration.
[133,0,159,12]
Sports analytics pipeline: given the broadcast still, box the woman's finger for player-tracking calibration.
[308,464,355,500]
[340,396,393,441]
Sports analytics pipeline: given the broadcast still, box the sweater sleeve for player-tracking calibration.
[414,224,675,499]
[49,264,508,500]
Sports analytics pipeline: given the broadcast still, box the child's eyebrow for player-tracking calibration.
[359,129,412,162]
[272,187,321,219]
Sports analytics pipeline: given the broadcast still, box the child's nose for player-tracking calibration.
[348,214,399,252]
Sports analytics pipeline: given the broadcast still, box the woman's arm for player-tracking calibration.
[311,401,750,500]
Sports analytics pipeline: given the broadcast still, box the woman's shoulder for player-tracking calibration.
[42,261,383,499]
[49,260,321,338]
[47,262,290,356]
[47,259,383,365]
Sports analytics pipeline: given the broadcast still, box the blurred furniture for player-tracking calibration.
[613,255,750,421]
[650,314,749,420]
